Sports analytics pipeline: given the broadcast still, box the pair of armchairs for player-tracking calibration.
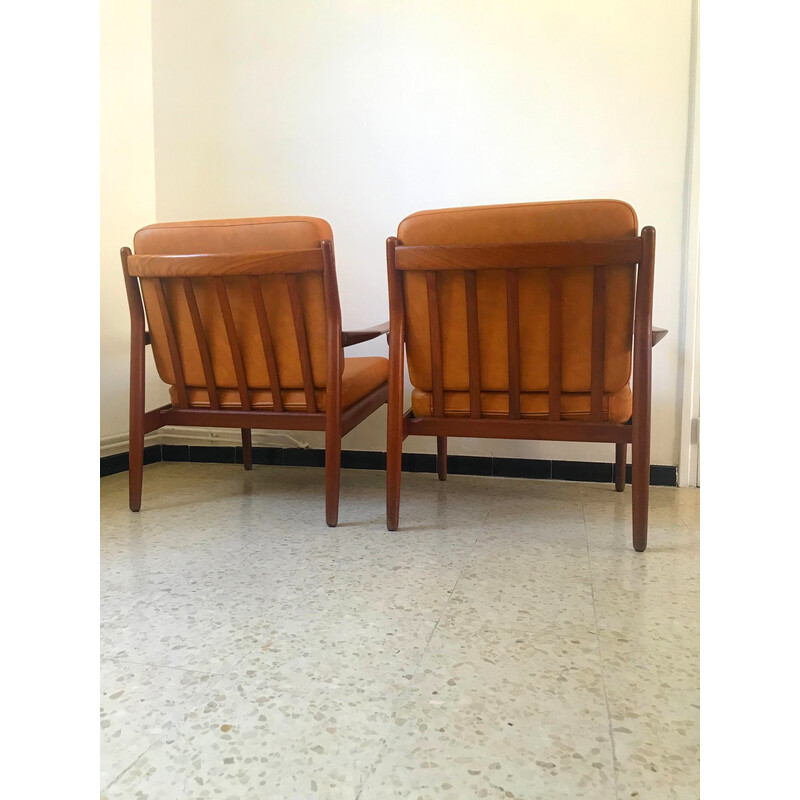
[121,200,659,550]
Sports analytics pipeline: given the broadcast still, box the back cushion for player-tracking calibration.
[133,217,332,390]
[397,200,638,394]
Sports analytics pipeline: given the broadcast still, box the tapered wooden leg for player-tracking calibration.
[615,442,627,492]
[325,422,341,528]
[386,415,402,531]
[241,428,253,470]
[632,427,650,552]
[436,436,447,481]
[386,375,404,530]
[129,419,144,512]
[128,333,145,513]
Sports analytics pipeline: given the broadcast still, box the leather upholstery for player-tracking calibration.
[397,201,638,417]
[134,217,334,392]
[169,356,389,412]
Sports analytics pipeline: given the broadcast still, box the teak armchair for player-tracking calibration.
[121,216,389,526]
[385,200,662,551]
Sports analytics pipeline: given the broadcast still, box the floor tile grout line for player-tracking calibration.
[355,509,490,797]
[582,496,621,800]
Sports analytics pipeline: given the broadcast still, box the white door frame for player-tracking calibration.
[678,0,700,488]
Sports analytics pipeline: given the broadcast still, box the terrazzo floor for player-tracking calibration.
[100,462,699,800]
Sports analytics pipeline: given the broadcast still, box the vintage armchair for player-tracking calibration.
[385,200,663,551]
[121,216,389,526]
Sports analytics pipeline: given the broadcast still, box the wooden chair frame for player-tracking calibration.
[121,240,388,527]
[385,227,661,551]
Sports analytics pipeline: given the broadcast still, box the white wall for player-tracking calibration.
[100,0,168,448]
[127,0,693,466]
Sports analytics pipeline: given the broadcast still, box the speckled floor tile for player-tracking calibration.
[101,463,699,799]
[100,659,219,790]
[103,685,401,799]
[439,576,598,638]
[100,587,299,674]
[362,627,616,799]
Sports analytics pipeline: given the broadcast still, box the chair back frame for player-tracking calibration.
[386,226,656,550]
[121,239,388,526]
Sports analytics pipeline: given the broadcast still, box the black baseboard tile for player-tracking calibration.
[341,450,386,470]
[100,445,161,477]
[552,460,613,483]
[102,444,678,487]
[401,452,437,473]
[492,457,551,480]
[447,454,493,476]
[162,444,190,462]
[620,464,678,487]
[248,447,285,466]
[190,445,236,464]
[283,448,325,467]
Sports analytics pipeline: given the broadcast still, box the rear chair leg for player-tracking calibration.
[241,428,253,470]
[615,442,627,492]
[631,431,650,552]
[437,436,447,481]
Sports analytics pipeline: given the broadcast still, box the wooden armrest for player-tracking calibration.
[651,327,668,347]
[342,321,389,347]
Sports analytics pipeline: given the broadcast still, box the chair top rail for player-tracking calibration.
[394,237,643,271]
[127,248,324,278]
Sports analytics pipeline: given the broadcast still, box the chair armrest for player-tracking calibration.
[651,327,668,347]
[342,321,390,348]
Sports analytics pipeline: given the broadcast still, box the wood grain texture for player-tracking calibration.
[395,238,642,271]
[128,249,324,278]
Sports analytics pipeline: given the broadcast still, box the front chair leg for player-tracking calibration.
[241,428,253,470]
[386,426,402,531]
[325,423,341,527]
[129,424,144,512]
[615,442,627,492]
[437,436,447,481]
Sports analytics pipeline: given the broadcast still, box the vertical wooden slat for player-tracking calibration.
[247,275,284,412]
[548,268,563,421]
[590,265,607,422]
[214,277,251,411]
[154,278,188,408]
[426,271,444,417]
[182,277,219,409]
[506,269,521,420]
[465,270,481,419]
[285,273,317,413]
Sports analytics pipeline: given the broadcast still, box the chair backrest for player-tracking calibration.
[126,217,340,412]
[392,200,650,421]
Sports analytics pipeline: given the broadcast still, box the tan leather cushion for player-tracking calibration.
[411,385,632,423]
[134,217,333,254]
[398,200,637,395]
[168,356,388,412]
[134,217,332,390]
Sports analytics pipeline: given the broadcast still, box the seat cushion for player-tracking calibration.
[411,384,632,423]
[168,356,388,412]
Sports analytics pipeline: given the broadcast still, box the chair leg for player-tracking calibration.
[241,428,253,470]
[437,436,447,481]
[129,423,144,512]
[128,334,145,513]
[386,391,403,531]
[325,424,341,528]
[615,442,627,492]
[631,427,650,552]
[387,423,402,531]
